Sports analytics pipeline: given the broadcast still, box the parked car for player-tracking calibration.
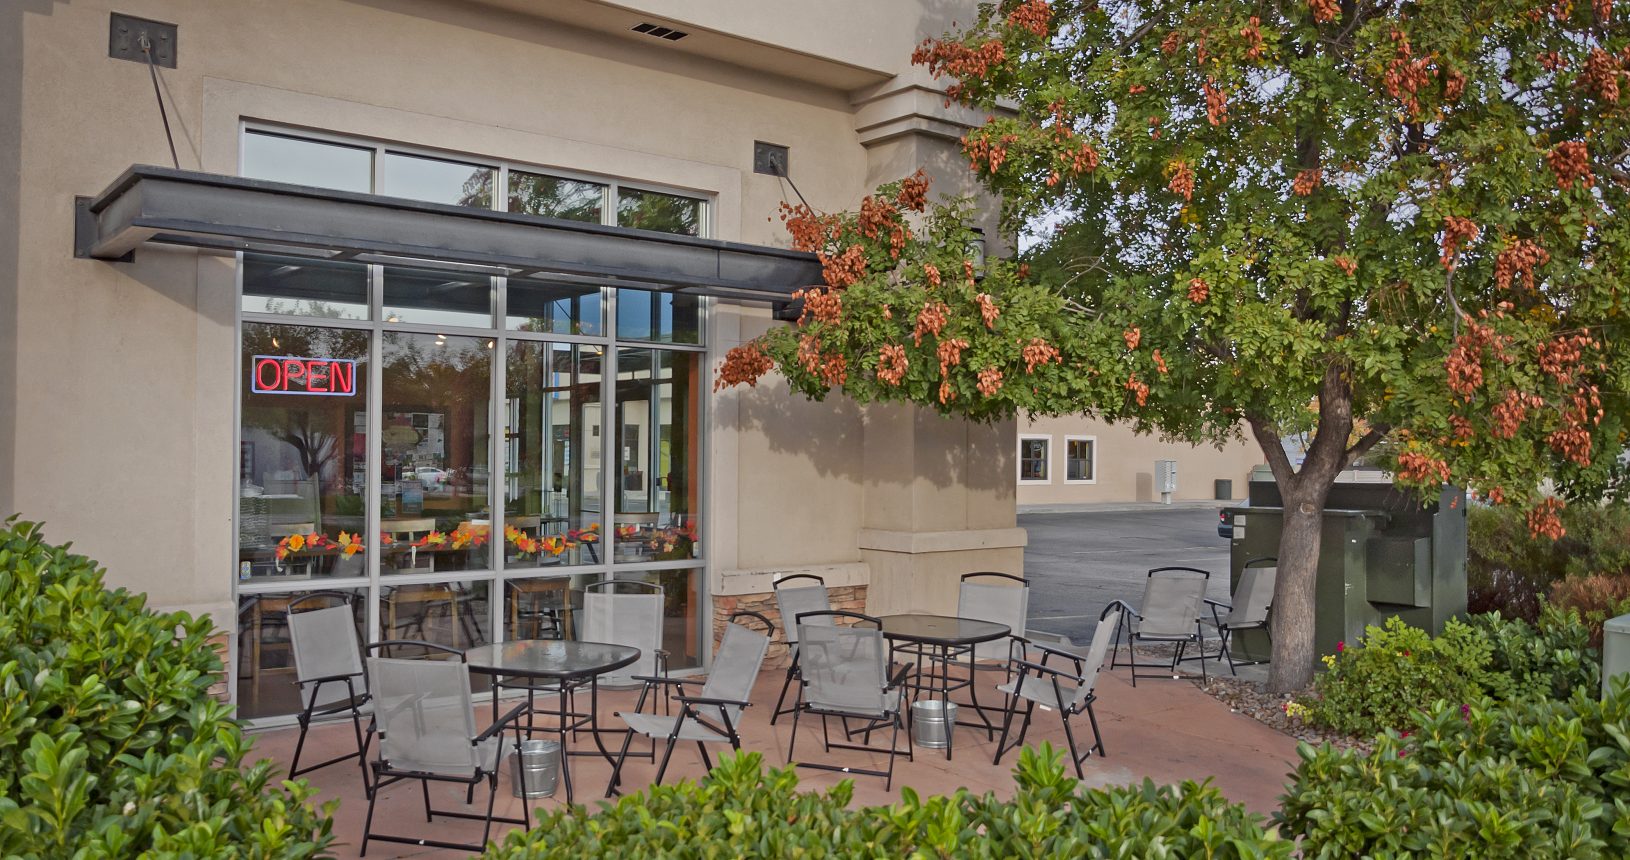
[1218,510,1233,539]
[407,466,450,490]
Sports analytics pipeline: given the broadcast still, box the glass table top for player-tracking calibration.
[877,614,1010,645]
[464,639,640,679]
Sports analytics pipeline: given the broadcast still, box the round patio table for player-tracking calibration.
[877,614,1010,760]
[465,640,640,802]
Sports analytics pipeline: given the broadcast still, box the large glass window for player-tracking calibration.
[382,266,494,328]
[613,348,700,562]
[509,170,605,223]
[616,288,700,344]
[380,332,493,574]
[239,322,370,582]
[236,588,366,720]
[241,253,370,319]
[507,281,602,336]
[505,341,603,567]
[617,187,702,236]
[241,130,372,193]
[379,151,494,208]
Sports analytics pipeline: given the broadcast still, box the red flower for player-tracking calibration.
[1335,641,1345,653]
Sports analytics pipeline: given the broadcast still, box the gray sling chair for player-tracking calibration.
[1201,557,1277,674]
[578,579,670,760]
[360,641,531,857]
[929,572,1030,738]
[787,610,914,790]
[1107,566,1212,685]
[994,604,1121,778]
[770,573,833,725]
[605,610,775,797]
[285,591,373,795]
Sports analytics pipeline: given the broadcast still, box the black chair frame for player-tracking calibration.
[770,573,828,725]
[994,603,1116,779]
[285,591,375,796]
[787,610,914,790]
[1202,556,1277,674]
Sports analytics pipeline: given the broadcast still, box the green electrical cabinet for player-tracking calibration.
[1605,613,1630,701]
[1223,476,1468,663]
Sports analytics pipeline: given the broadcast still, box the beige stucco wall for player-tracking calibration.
[1016,415,1263,506]
[4,0,1007,644]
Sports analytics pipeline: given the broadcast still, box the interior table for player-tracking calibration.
[877,614,1011,760]
[465,640,639,802]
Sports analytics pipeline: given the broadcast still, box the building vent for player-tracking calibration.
[631,22,689,41]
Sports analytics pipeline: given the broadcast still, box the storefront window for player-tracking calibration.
[383,266,494,328]
[509,171,605,223]
[241,253,370,320]
[379,579,492,651]
[613,348,700,562]
[380,332,492,574]
[241,130,372,193]
[379,151,494,208]
[505,341,603,567]
[236,588,366,719]
[616,287,700,344]
[617,187,702,236]
[239,323,370,582]
[507,281,602,336]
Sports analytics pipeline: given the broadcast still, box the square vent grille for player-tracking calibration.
[631,22,688,41]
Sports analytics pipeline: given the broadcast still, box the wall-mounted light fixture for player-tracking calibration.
[966,227,987,281]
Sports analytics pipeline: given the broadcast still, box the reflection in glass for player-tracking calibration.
[379,579,491,651]
[504,575,583,641]
[615,288,700,344]
[505,342,603,568]
[382,266,493,328]
[508,170,605,223]
[380,333,492,574]
[239,323,370,582]
[613,349,700,562]
[379,151,494,208]
[242,253,370,319]
[241,130,372,193]
[236,588,366,719]
[616,187,702,236]
[507,281,602,336]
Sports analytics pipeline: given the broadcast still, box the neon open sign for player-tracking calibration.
[251,356,358,396]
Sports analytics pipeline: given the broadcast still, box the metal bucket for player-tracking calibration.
[509,739,561,798]
[911,700,957,749]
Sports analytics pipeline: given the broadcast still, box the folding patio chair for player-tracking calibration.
[787,610,913,790]
[285,592,373,794]
[605,611,774,796]
[1107,566,1211,685]
[583,579,668,687]
[930,572,1029,737]
[994,604,1120,778]
[1203,557,1276,674]
[360,641,531,857]
[770,573,831,724]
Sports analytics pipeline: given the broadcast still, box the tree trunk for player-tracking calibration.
[1267,485,1331,691]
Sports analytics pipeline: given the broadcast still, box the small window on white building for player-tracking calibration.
[1018,436,1050,483]
[1065,436,1096,483]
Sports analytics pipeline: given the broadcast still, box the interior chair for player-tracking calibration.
[1107,566,1212,685]
[1202,557,1277,674]
[605,611,774,796]
[931,572,1029,737]
[994,604,1121,778]
[786,610,913,790]
[769,573,831,725]
[286,592,374,794]
[360,641,531,857]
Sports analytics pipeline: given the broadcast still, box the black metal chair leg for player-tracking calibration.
[1059,706,1085,779]
[360,765,382,858]
[1086,699,1106,757]
[421,779,433,822]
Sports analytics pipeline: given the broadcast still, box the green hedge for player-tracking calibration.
[484,745,1289,859]
[0,517,335,858]
[1468,504,1630,619]
[1279,679,1630,859]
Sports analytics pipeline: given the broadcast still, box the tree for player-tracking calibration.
[718,0,1630,690]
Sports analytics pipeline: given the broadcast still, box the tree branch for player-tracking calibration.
[1342,425,1390,470]
[1248,413,1298,489]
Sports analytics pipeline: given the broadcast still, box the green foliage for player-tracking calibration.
[0,516,335,858]
[485,745,1289,859]
[1278,679,1630,858]
[1470,606,1601,702]
[1468,505,1630,618]
[1305,616,1495,735]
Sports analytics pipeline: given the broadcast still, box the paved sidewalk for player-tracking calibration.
[249,664,1298,858]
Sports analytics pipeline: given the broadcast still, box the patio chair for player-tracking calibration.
[770,573,832,725]
[285,592,373,794]
[787,610,913,789]
[932,572,1029,735]
[604,611,774,796]
[994,604,1120,778]
[360,641,531,857]
[582,579,668,688]
[1202,557,1276,675]
[1107,566,1212,685]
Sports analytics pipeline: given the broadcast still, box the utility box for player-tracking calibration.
[1156,460,1177,504]
[1224,477,1468,662]
[1605,613,1630,701]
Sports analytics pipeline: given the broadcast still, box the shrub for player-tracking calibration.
[1468,606,1601,702]
[1278,678,1630,859]
[1467,504,1630,619]
[0,517,334,858]
[1304,616,1495,735]
[1548,574,1630,648]
[485,745,1290,859]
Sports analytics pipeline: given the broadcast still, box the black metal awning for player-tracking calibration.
[74,165,822,303]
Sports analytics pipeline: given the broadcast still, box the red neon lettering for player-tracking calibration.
[330,361,353,395]
[307,361,330,392]
[255,357,282,392]
[282,359,307,389]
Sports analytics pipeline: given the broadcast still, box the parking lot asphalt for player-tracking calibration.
[1020,506,1234,644]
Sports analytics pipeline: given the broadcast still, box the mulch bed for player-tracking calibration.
[1192,675,1372,754]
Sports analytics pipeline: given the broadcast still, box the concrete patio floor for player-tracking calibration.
[249,666,1299,858]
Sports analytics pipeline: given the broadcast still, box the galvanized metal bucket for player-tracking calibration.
[510,739,561,798]
[911,700,957,749]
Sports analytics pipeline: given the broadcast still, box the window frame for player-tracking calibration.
[1063,435,1097,484]
[1017,434,1052,485]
